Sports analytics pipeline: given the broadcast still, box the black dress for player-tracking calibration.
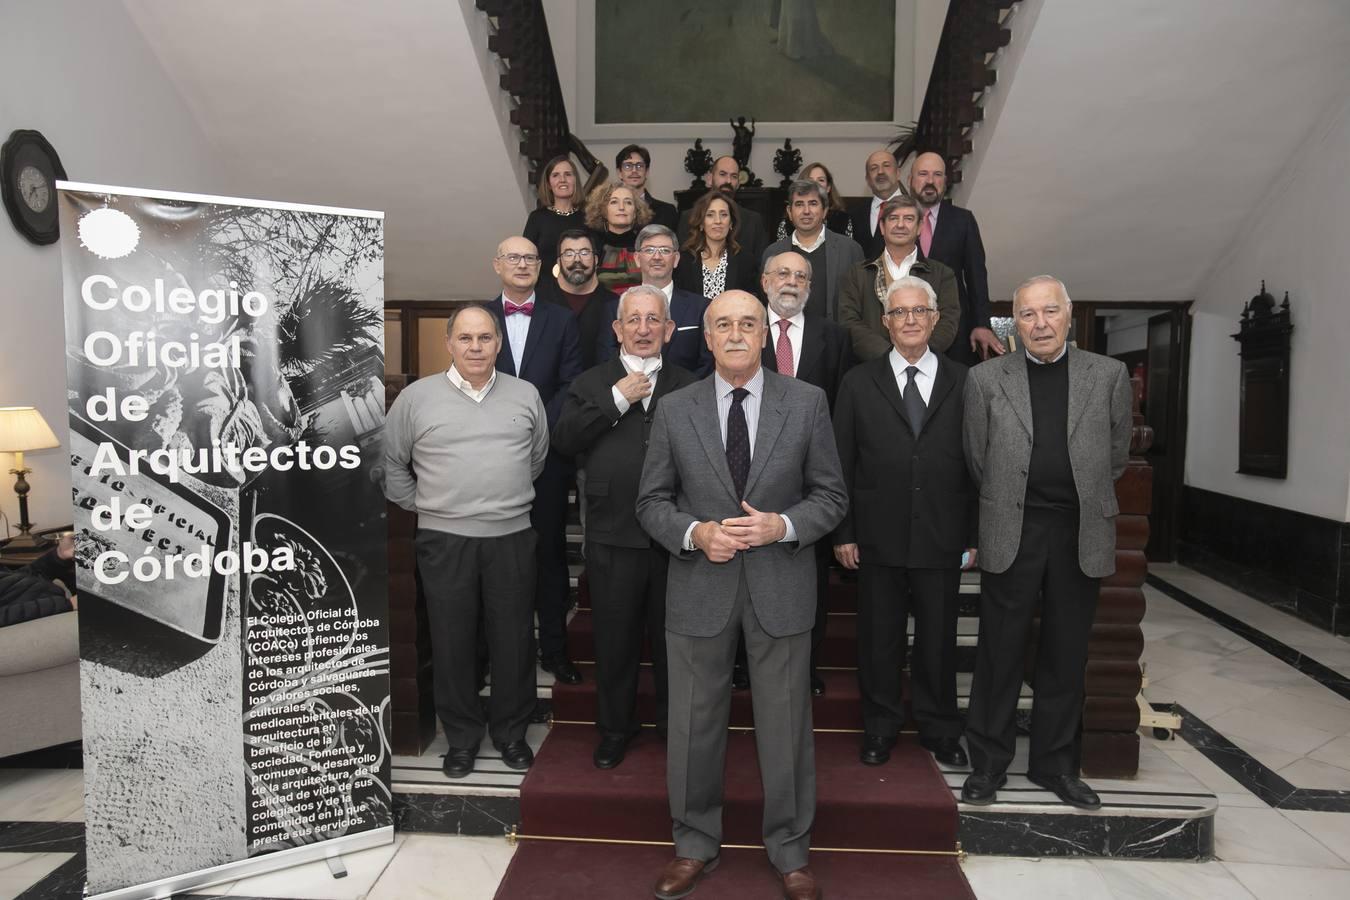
[524,206,586,273]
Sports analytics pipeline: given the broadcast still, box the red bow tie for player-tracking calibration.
[504,300,534,317]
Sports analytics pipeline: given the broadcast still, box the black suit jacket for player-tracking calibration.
[551,357,698,549]
[596,287,712,376]
[487,296,583,427]
[847,197,887,260]
[761,315,854,412]
[645,193,680,232]
[924,201,991,365]
[673,246,762,300]
[536,278,619,371]
[832,352,975,568]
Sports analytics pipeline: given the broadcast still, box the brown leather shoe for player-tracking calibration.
[781,865,821,900]
[653,855,718,899]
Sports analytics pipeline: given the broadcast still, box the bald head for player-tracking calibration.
[708,155,741,194]
[865,149,899,198]
[493,235,541,296]
[909,152,947,209]
[704,290,767,382]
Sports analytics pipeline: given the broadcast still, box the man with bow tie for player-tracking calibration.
[552,284,698,770]
[488,236,585,686]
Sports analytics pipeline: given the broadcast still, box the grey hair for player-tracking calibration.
[885,275,938,310]
[787,178,829,208]
[764,250,813,283]
[618,283,670,319]
[637,223,678,249]
[1012,275,1072,311]
[446,302,502,337]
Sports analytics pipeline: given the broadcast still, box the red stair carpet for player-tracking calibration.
[494,572,975,899]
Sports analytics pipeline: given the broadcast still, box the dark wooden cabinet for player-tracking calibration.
[1233,283,1293,479]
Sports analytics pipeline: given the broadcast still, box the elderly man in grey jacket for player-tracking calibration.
[637,290,846,900]
[961,275,1132,811]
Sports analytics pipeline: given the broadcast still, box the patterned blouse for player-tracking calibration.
[701,250,729,298]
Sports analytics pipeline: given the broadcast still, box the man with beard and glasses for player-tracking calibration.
[599,224,712,376]
[761,250,853,698]
[761,179,863,323]
[538,229,619,370]
[617,144,680,232]
[848,149,906,259]
[908,151,1003,364]
[677,155,768,264]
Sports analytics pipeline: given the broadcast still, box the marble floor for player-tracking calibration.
[5,563,1350,899]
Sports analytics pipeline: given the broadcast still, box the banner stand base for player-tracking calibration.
[86,826,394,900]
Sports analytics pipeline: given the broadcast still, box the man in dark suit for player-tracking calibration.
[962,275,1133,811]
[488,236,585,686]
[552,285,698,770]
[677,155,769,263]
[638,290,847,900]
[847,149,905,260]
[833,276,975,770]
[536,229,619,370]
[908,152,1004,364]
[617,144,679,232]
[598,225,712,375]
[761,249,853,696]
[761,179,864,323]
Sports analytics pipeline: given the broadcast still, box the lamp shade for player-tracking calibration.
[0,407,60,453]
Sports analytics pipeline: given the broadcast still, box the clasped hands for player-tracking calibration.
[693,501,785,563]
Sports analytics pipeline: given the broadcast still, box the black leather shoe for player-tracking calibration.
[732,663,750,691]
[1028,772,1102,810]
[495,739,534,770]
[961,771,1007,805]
[593,734,630,769]
[860,734,896,766]
[542,657,583,685]
[810,674,826,697]
[442,747,475,779]
[920,736,969,768]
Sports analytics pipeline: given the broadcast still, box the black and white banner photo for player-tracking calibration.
[58,183,391,900]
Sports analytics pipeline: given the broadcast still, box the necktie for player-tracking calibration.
[504,300,534,317]
[726,388,751,500]
[919,209,934,257]
[903,365,926,437]
[775,320,795,377]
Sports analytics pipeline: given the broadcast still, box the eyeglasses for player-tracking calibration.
[559,248,594,261]
[768,268,810,283]
[883,307,935,321]
[620,161,647,171]
[638,246,675,258]
[497,253,540,266]
[622,314,666,328]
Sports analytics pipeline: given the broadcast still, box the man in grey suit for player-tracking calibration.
[961,275,1133,811]
[638,291,847,900]
[761,179,864,322]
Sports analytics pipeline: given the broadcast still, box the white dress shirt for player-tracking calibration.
[791,229,827,253]
[767,307,805,375]
[888,346,938,404]
[882,246,918,286]
[1026,344,1068,364]
[446,364,497,402]
[869,189,903,235]
[499,293,535,373]
[610,353,662,416]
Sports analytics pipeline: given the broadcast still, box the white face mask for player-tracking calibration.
[620,353,662,377]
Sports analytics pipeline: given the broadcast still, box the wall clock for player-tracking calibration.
[1,129,68,245]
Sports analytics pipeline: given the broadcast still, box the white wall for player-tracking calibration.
[0,0,231,535]
[542,0,947,202]
[1185,91,1350,523]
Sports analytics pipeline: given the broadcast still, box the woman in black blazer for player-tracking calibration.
[674,191,762,301]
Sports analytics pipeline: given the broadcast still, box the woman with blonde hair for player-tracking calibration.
[586,182,651,294]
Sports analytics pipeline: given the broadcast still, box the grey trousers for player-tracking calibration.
[665,572,815,873]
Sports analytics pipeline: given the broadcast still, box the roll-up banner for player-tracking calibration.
[57,183,392,900]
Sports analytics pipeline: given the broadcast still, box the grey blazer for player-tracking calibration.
[962,347,1133,578]
[636,369,848,638]
[761,230,864,322]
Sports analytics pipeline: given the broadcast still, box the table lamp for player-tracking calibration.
[0,406,61,549]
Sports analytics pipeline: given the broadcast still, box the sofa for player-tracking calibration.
[0,611,81,758]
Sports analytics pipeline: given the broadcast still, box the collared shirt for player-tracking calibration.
[1025,344,1068,364]
[869,189,902,235]
[499,292,535,373]
[791,229,827,254]
[888,346,937,404]
[446,364,497,403]
[923,203,940,235]
[611,353,662,416]
[767,307,805,376]
[881,246,919,297]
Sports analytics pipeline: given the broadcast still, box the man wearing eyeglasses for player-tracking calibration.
[832,276,975,770]
[552,285,699,770]
[761,179,863,323]
[537,229,619,370]
[617,144,679,231]
[599,224,712,376]
[488,236,586,687]
[837,195,961,361]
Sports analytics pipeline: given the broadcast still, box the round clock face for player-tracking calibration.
[18,165,50,213]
